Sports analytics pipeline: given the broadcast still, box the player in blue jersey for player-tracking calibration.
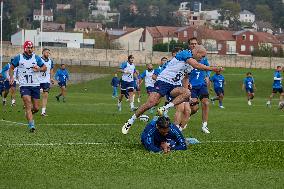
[39,48,55,116]
[9,41,47,132]
[210,70,225,108]
[0,73,5,98]
[122,45,222,134]
[242,72,256,106]
[117,55,137,111]
[152,57,168,81]
[266,66,284,108]
[111,73,120,98]
[55,64,69,103]
[133,70,141,103]
[141,116,187,153]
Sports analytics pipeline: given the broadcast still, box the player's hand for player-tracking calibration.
[33,66,40,72]
[9,77,14,85]
[161,142,170,153]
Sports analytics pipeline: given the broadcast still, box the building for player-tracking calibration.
[239,10,255,23]
[107,27,144,51]
[176,26,236,54]
[11,30,95,48]
[253,21,274,34]
[74,22,102,33]
[96,0,111,11]
[174,2,206,26]
[202,10,229,27]
[43,23,65,32]
[56,4,71,11]
[233,30,281,55]
[33,9,53,22]
[141,26,181,51]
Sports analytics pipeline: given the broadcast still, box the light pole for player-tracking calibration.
[0,0,3,69]
[40,0,44,52]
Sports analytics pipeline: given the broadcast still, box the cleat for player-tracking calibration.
[157,107,168,117]
[202,126,210,134]
[56,96,60,102]
[122,121,132,134]
[118,103,122,111]
[248,100,252,106]
[131,107,138,111]
[186,138,200,145]
[219,106,225,109]
[41,113,48,117]
[279,102,284,110]
[210,98,215,105]
[28,125,36,133]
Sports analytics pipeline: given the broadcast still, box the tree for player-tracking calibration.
[255,4,272,22]
[218,1,241,30]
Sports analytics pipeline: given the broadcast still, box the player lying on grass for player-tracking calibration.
[141,116,199,153]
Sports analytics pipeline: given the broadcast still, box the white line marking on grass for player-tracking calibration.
[1,140,283,148]
[0,119,26,125]
[204,140,284,144]
[0,120,121,126]
[38,123,120,126]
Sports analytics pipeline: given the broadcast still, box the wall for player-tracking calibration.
[2,45,284,69]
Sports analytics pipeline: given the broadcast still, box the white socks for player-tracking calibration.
[163,102,174,110]
[129,114,137,124]
[42,108,46,114]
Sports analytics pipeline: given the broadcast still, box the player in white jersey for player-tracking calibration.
[122,45,222,134]
[140,63,155,113]
[117,55,137,111]
[39,48,55,116]
[9,41,47,132]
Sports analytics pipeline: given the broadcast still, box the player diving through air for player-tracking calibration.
[122,44,223,134]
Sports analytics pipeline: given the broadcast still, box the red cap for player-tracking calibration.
[23,41,33,52]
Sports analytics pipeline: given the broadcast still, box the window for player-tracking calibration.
[250,46,254,52]
[242,35,246,40]
[218,44,222,51]
[241,45,246,51]
[193,31,197,37]
[249,35,254,41]
[274,47,278,52]
[184,31,187,37]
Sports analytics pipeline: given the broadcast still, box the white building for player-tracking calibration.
[96,0,111,12]
[202,10,229,27]
[11,30,95,48]
[33,9,53,22]
[239,10,255,23]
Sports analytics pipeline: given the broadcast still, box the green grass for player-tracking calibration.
[0,67,283,189]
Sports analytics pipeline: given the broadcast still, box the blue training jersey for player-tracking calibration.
[55,69,69,83]
[1,63,10,80]
[211,73,225,89]
[153,61,170,76]
[189,57,210,87]
[111,77,120,87]
[243,76,254,89]
[141,119,187,153]
[273,71,282,89]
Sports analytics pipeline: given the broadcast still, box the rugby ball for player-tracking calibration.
[139,115,149,122]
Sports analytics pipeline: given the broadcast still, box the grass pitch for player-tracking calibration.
[0,67,283,188]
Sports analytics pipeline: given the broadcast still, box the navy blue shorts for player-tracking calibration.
[20,86,40,99]
[272,88,283,94]
[58,82,67,88]
[4,80,11,90]
[40,83,51,92]
[153,80,181,97]
[214,87,224,96]
[120,80,134,91]
[146,86,155,94]
[246,88,254,93]
[0,85,4,95]
[191,85,209,99]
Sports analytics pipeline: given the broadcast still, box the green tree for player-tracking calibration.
[255,4,272,22]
